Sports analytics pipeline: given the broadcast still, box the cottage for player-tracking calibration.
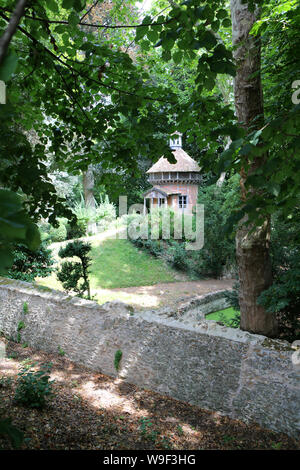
[143,133,201,214]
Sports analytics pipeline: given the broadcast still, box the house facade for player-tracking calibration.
[143,133,201,214]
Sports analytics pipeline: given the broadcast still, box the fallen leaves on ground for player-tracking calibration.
[0,339,299,450]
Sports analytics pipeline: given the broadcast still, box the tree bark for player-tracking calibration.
[230,0,278,337]
[82,165,97,235]
[0,0,27,65]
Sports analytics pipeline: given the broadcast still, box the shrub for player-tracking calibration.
[114,350,122,371]
[72,194,116,234]
[49,218,68,242]
[7,243,54,282]
[14,363,54,409]
[168,242,191,271]
[258,252,300,342]
[66,222,86,240]
[72,200,94,234]
[143,239,164,257]
[0,376,13,388]
[193,180,237,278]
[95,195,116,223]
[57,240,92,299]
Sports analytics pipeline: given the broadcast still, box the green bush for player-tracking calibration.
[258,264,300,342]
[95,195,116,223]
[192,180,237,278]
[7,243,54,282]
[14,363,54,409]
[57,240,92,299]
[72,194,116,234]
[257,210,300,342]
[66,222,86,240]
[49,218,68,242]
[168,242,191,271]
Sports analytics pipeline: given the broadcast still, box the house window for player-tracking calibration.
[158,197,165,207]
[178,195,187,209]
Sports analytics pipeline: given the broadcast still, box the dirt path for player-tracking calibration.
[104,279,234,309]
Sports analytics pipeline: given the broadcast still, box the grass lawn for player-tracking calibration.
[89,238,176,288]
[206,307,240,327]
[37,237,177,294]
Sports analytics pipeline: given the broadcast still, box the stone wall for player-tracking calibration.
[0,277,299,439]
[153,290,232,324]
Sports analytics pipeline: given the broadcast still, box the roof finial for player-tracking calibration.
[169,131,182,150]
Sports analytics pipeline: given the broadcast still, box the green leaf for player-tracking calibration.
[173,50,183,64]
[0,419,24,449]
[62,0,74,8]
[195,6,206,19]
[217,9,228,20]
[240,143,254,156]
[47,0,59,13]
[268,183,281,197]
[136,25,148,42]
[198,31,217,50]
[68,11,80,27]
[0,249,14,274]
[142,15,152,25]
[147,29,159,42]
[222,18,232,28]
[0,51,18,81]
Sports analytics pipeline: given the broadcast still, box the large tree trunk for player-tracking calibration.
[230,0,278,337]
[82,165,97,235]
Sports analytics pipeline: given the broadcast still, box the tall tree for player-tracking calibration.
[230,0,278,336]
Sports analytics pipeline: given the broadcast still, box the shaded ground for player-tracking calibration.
[0,340,299,451]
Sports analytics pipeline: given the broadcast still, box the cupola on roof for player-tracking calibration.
[146,133,200,173]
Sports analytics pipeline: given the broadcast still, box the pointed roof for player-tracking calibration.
[146,148,200,173]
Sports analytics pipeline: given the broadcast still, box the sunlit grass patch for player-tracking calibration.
[206,307,240,328]
[89,239,176,288]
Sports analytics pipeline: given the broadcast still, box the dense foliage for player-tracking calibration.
[7,243,54,282]
[57,240,92,299]
[0,189,40,275]
[129,177,238,279]
[258,209,300,341]
[14,363,54,409]
[72,195,116,235]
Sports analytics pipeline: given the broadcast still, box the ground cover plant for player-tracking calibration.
[206,307,240,328]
